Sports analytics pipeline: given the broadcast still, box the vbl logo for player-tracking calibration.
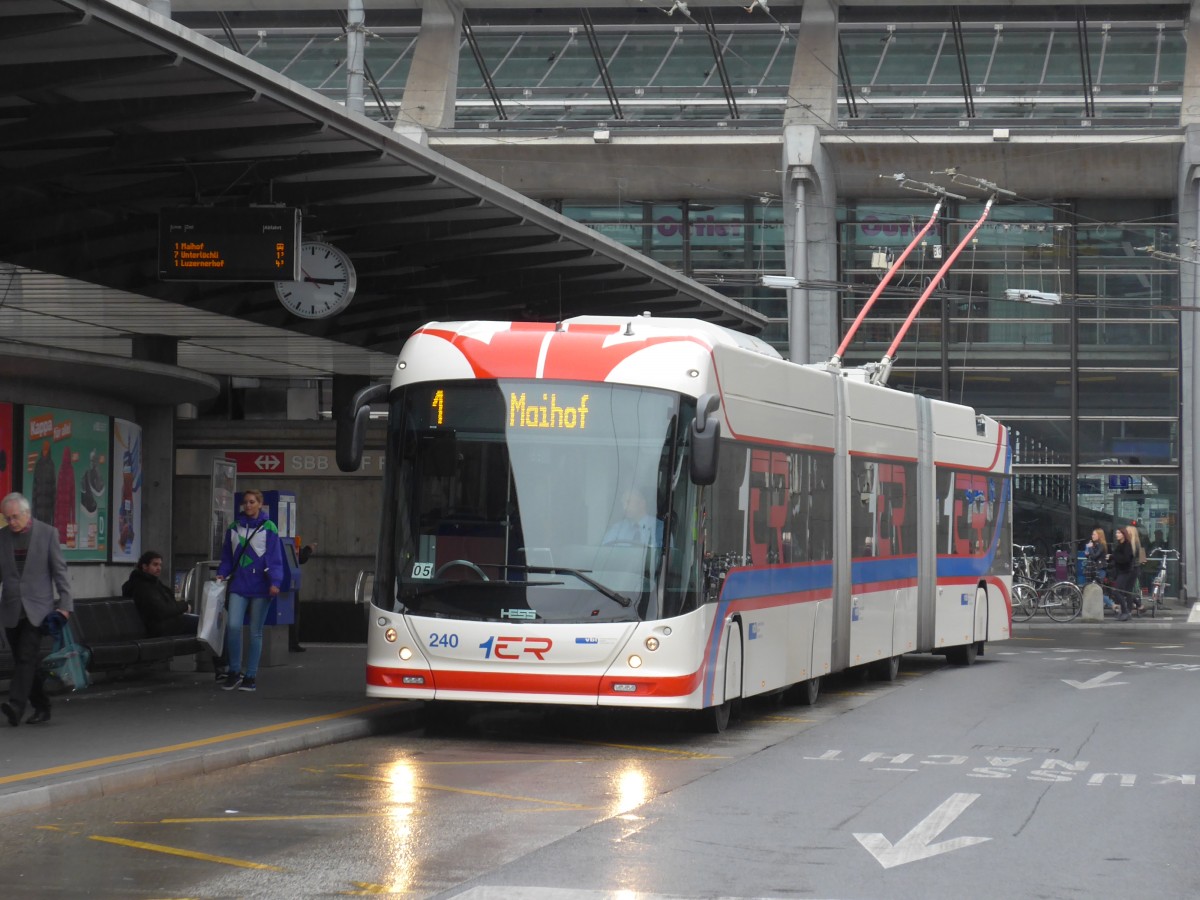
[479,635,553,660]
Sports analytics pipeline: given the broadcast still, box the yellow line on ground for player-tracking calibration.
[337,774,590,809]
[89,835,284,870]
[0,703,396,787]
[118,813,399,825]
[1010,636,1054,641]
[340,882,410,896]
[567,740,724,759]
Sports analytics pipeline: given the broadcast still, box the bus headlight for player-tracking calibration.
[644,636,660,652]
[399,646,413,661]
[627,654,643,669]
[384,628,397,643]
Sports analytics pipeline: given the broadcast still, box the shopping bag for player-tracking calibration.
[40,623,91,692]
[198,580,227,656]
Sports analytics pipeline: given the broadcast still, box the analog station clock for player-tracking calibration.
[275,240,357,318]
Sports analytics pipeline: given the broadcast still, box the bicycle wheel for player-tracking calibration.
[1045,581,1083,622]
[1011,582,1037,622]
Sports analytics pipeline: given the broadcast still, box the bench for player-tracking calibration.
[70,597,200,671]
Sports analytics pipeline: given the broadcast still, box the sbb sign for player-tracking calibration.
[223,450,385,477]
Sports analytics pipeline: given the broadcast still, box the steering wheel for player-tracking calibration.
[434,559,490,581]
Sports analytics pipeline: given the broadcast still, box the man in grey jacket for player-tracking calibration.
[0,492,73,726]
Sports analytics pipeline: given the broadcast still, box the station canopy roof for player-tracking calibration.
[0,0,765,381]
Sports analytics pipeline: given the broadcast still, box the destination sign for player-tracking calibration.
[509,392,590,430]
[158,206,300,282]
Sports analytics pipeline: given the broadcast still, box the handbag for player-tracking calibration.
[198,580,228,655]
[40,622,91,692]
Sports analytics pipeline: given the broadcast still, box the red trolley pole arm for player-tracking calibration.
[829,199,943,369]
[872,195,995,386]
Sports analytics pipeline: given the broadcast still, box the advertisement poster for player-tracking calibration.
[0,402,12,499]
[24,406,110,561]
[112,418,143,563]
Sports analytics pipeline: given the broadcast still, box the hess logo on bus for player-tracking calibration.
[479,635,553,660]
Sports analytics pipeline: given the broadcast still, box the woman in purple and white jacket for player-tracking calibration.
[215,489,283,692]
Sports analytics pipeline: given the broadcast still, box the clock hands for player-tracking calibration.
[278,242,355,318]
[300,267,340,286]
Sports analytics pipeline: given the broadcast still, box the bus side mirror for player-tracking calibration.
[336,383,387,472]
[690,393,721,486]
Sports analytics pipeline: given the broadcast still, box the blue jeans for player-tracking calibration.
[226,593,273,678]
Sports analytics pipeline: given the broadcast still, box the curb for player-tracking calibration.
[1012,616,1200,631]
[0,701,423,819]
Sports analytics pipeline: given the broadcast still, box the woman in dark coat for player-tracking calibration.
[1109,527,1136,622]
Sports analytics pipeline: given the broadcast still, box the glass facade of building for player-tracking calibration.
[188,7,1185,585]
[837,201,1180,567]
[199,9,1186,127]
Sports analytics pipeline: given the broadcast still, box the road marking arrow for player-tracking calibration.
[854,793,990,869]
[1062,671,1128,689]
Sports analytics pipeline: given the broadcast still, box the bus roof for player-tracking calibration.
[416,315,781,359]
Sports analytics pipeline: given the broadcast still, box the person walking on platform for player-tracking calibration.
[214,489,282,693]
[1109,526,1137,621]
[1084,528,1112,611]
[123,550,196,637]
[0,492,73,726]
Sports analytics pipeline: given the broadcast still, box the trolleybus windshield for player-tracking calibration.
[382,380,686,623]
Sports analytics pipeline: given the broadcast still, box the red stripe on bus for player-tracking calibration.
[367,665,704,698]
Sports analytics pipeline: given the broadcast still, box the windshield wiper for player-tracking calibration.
[525,565,634,608]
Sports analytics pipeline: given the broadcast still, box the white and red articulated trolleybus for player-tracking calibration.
[339,313,1012,731]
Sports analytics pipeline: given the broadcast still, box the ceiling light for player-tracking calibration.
[1005,288,1061,305]
[761,275,800,288]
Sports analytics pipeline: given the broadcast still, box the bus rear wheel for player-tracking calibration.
[870,655,901,682]
[947,641,980,666]
[786,676,821,706]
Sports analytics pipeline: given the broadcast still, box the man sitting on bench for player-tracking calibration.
[123,551,197,637]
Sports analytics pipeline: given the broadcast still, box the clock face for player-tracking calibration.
[275,241,357,319]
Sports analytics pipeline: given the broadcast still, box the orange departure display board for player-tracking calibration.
[158,207,301,282]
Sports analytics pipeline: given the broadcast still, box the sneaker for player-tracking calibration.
[238,676,257,692]
[214,667,229,682]
[220,672,244,691]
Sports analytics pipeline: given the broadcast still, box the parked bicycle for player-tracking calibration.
[1011,544,1083,622]
[1143,548,1180,617]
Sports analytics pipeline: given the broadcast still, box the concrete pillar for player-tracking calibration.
[135,404,176,574]
[346,0,366,116]
[780,0,839,364]
[783,0,838,129]
[1181,4,1200,126]
[395,0,464,140]
[1179,125,1200,604]
[1177,3,1200,604]
[782,125,838,364]
[127,337,179,576]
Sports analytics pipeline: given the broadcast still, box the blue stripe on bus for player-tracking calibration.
[850,556,917,583]
[720,563,832,600]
